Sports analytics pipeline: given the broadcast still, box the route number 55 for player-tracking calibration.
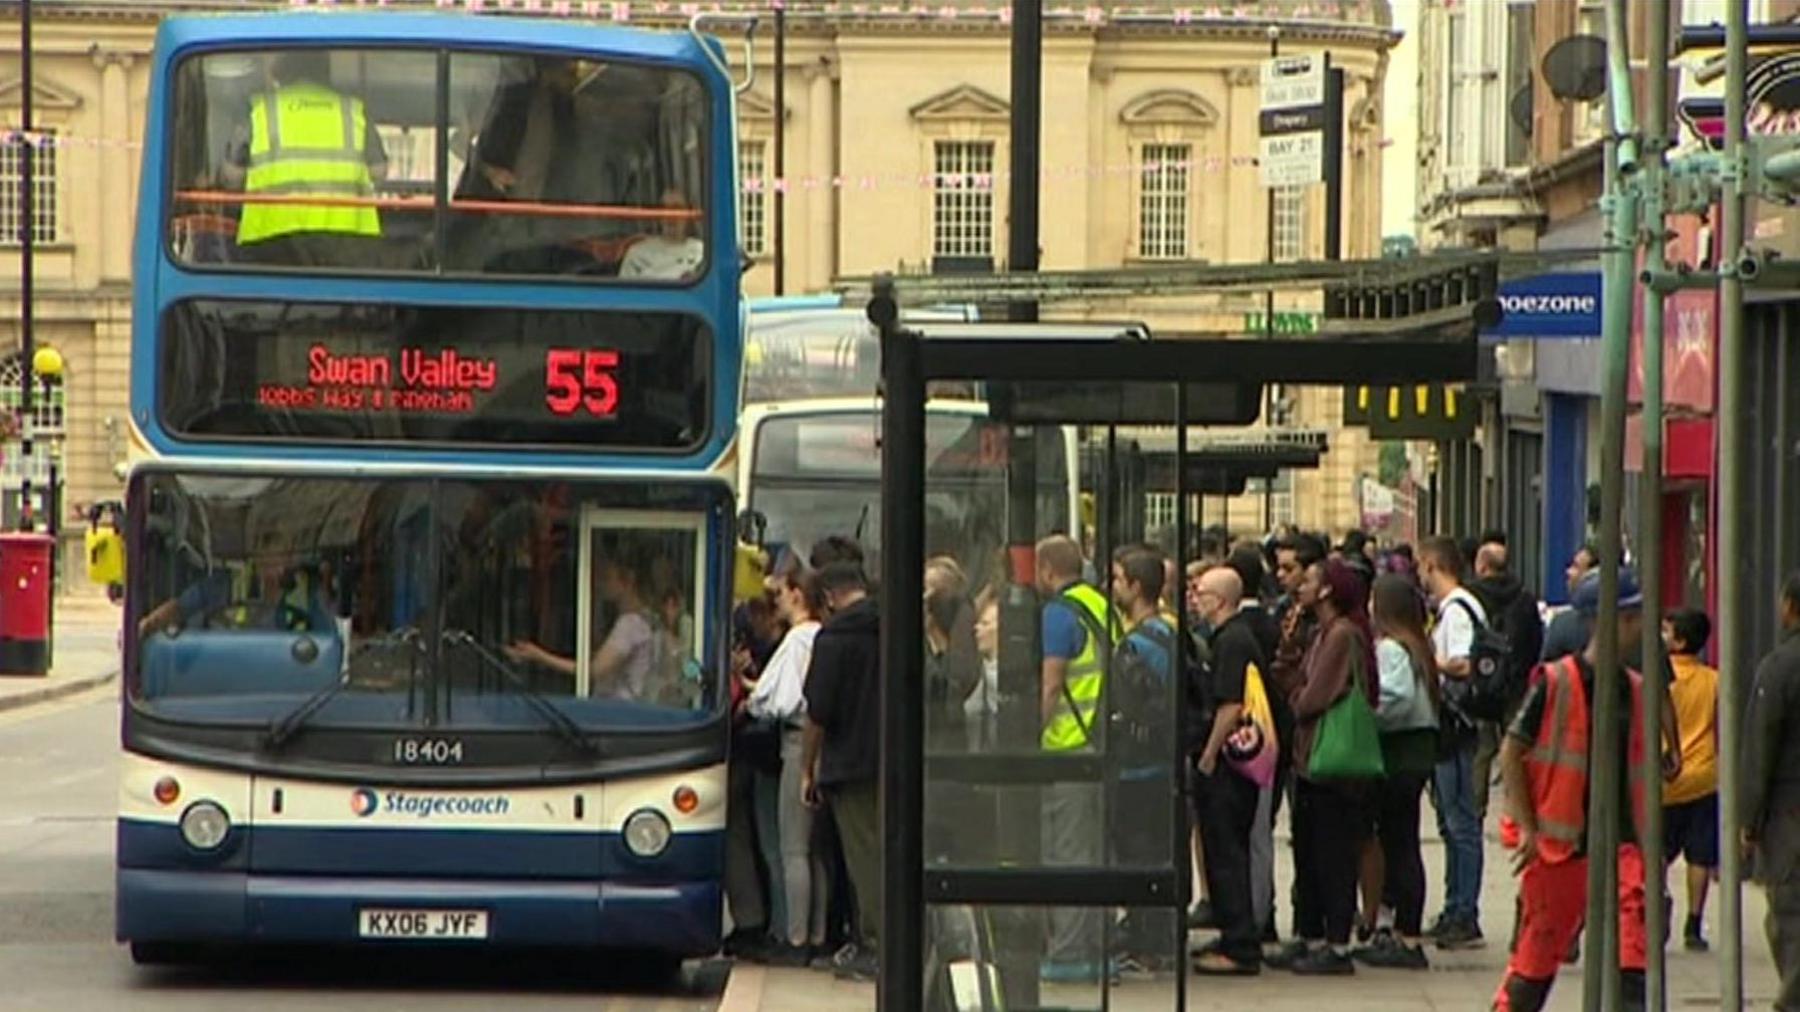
[545,349,620,417]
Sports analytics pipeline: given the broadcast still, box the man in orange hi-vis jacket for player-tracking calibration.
[1492,568,1677,1012]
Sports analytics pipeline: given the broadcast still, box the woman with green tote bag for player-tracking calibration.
[1283,558,1383,975]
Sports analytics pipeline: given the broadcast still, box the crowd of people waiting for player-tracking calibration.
[718,522,1750,1012]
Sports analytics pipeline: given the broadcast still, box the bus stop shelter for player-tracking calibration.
[1090,431,1329,549]
[870,254,1502,1011]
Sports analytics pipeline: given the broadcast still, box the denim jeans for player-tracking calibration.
[1432,743,1484,924]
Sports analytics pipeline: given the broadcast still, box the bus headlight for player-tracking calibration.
[179,800,231,851]
[622,808,672,858]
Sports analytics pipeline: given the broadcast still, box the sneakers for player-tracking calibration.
[833,948,879,981]
[759,941,813,967]
[1290,946,1356,976]
[1117,952,1179,978]
[1434,916,1487,951]
[1352,931,1430,970]
[1187,900,1216,930]
[1263,939,1308,970]
[722,927,771,960]
[1039,958,1122,984]
[1685,917,1710,953]
[811,942,859,972]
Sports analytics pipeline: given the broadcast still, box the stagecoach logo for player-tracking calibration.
[349,788,510,821]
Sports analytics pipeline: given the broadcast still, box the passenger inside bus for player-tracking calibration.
[220,50,390,266]
[619,186,704,280]
[505,549,669,702]
[457,56,580,204]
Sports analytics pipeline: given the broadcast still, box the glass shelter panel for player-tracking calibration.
[911,396,1197,1009]
[168,47,708,281]
[922,903,1181,1009]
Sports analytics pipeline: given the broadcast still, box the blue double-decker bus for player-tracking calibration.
[118,12,742,966]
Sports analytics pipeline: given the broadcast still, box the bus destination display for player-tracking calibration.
[161,300,708,450]
[261,345,620,419]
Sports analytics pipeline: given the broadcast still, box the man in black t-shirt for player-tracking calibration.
[801,558,881,982]
[1190,566,1268,974]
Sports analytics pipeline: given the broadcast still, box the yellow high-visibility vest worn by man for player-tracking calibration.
[227,50,387,263]
[1035,534,1119,982]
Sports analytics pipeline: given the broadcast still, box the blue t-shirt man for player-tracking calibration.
[1041,588,1089,666]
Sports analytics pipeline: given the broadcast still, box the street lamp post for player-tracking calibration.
[32,345,60,541]
[31,345,60,665]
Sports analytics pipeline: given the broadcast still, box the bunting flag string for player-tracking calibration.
[0,129,1265,190]
[279,0,1367,26]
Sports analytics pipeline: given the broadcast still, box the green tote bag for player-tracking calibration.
[1306,647,1386,781]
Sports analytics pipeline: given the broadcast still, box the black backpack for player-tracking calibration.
[1048,600,1172,759]
[1440,597,1514,723]
[1107,621,1178,762]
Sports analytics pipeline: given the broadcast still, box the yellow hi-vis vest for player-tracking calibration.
[1041,582,1115,752]
[237,82,381,245]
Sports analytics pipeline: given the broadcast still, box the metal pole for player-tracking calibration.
[17,0,33,534]
[996,8,1045,1007]
[1263,28,1278,339]
[1717,2,1750,1007]
[876,298,925,1012]
[1638,6,1671,1007]
[1171,383,1190,1012]
[1008,0,1042,311]
[1586,0,1642,998]
[1323,60,1343,261]
[771,1,785,295]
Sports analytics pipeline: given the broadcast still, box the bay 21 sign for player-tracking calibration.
[1259,54,1326,188]
[1483,272,1603,340]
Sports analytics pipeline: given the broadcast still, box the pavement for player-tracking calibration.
[0,590,121,714]
[735,809,1787,1012]
[0,602,1784,1009]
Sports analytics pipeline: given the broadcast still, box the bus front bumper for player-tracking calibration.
[116,868,721,955]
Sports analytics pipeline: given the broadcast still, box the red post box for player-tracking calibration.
[0,532,54,675]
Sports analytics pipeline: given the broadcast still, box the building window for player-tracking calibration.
[1578,0,1607,139]
[932,140,995,259]
[739,140,767,257]
[1269,470,1295,527]
[1445,4,1466,175]
[0,130,56,245]
[1272,185,1306,261]
[1505,1,1534,167]
[1138,142,1191,260]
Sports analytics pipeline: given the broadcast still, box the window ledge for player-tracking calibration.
[1124,255,1205,266]
[0,242,73,252]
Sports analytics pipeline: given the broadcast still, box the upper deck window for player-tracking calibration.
[167,47,710,282]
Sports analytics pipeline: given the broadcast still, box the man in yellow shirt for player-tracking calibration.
[1662,608,1720,952]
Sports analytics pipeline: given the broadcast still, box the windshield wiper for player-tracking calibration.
[439,629,596,757]
[265,627,425,750]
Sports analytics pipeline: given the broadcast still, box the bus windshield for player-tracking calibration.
[743,308,979,403]
[747,411,1071,589]
[167,47,709,281]
[131,472,723,735]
